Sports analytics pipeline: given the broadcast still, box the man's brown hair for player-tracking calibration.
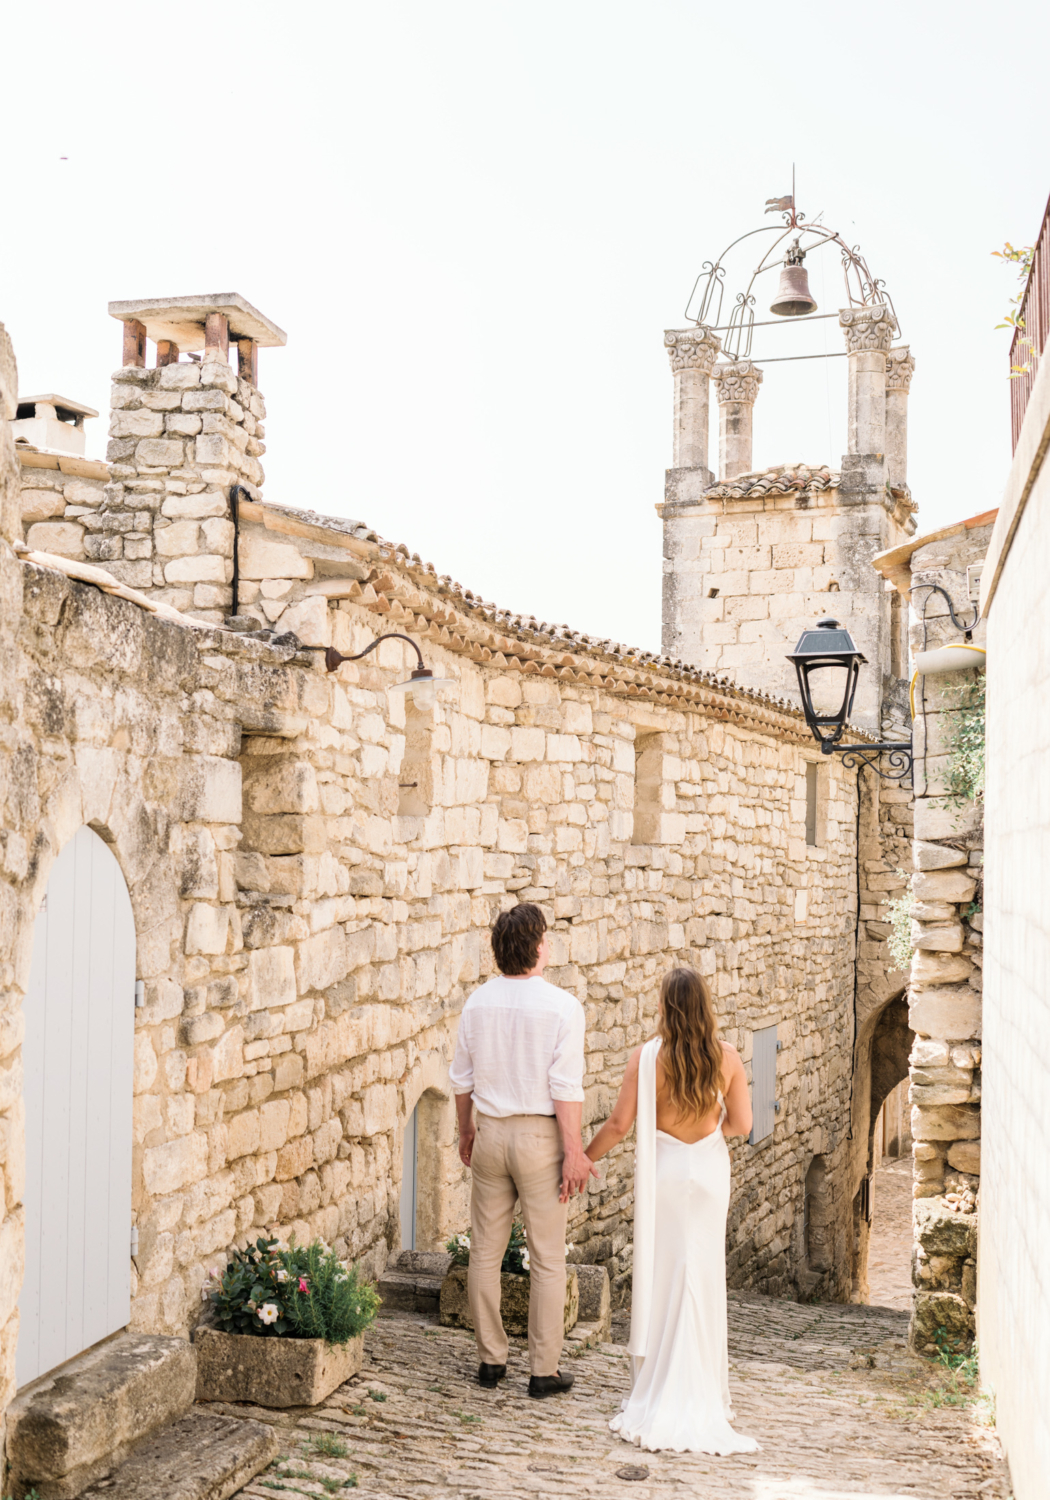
[491,903,547,976]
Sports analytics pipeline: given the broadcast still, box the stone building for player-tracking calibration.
[0,284,917,1478]
[873,511,992,1352]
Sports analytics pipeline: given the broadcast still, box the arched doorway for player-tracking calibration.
[855,994,914,1309]
[17,826,136,1387]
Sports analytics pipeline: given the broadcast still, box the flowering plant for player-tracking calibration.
[206,1236,380,1343]
[446,1218,532,1275]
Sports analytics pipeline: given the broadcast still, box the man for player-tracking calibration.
[449,902,597,1396]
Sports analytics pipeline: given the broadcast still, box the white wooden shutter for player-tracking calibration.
[399,1105,418,1251]
[749,1024,779,1146]
[18,827,136,1388]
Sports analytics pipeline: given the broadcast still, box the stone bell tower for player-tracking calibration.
[658,304,916,734]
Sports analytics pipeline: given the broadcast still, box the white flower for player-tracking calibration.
[275,1268,289,1283]
[200,1286,210,1303]
[257,1303,280,1325]
[456,1234,471,1249]
[520,1249,531,1271]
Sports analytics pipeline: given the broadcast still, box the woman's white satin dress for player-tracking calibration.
[610,1037,760,1455]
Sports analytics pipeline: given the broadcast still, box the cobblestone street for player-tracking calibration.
[220,1293,1009,1500]
[867,1157,916,1312]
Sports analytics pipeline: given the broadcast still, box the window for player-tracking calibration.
[749,1025,779,1145]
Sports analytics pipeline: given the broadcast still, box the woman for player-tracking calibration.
[585,966,759,1455]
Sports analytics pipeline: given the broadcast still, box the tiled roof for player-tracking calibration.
[268,501,877,747]
[704,464,839,500]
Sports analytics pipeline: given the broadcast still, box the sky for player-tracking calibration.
[2,0,1047,654]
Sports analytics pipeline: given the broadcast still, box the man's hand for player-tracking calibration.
[455,1092,476,1168]
[559,1143,600,1203]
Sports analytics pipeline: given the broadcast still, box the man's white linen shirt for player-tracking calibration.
[449,975,585,1118]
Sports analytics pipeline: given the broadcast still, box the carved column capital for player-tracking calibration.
[664,326,721,376]
[838,305,897,354]
[885,345,916,393]
[712,360,763,406]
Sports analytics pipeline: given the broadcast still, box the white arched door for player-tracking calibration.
[18,826,136,1388]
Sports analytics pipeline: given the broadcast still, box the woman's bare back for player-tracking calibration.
[654,1042,742,1142]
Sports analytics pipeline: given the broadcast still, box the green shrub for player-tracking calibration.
[944,672,986,807]
[446,1217,530,1274]
[886,870,915,970]
[207,1236,379,1343]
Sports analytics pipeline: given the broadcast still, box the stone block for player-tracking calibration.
[180,756,242,824]
[281,595,331,647]
[193,1327,363,1406]
[249,946,297,1010]
[186,903,230,955]
[5,1333,195,1499]
[21,488,66,523]
[909,988,981,1041]
[136,438,186,467]
[143,1132,209,1195]
[910,1103,980,1142]
[26,521,85,557]
[912,797,980,841]
[914,840,968,871]
[912,870,978,904]
[574,1263,611,1337]
[947,1140,980,1174]
[912,923,964,952]
[910,1291,973,1353]
[238,531,312,580]
[164,555,229,585]
[158,363,202,389]
[162,494,228,520]
[75,1410,279,1500]
[439,1264,578,1338]
[154,520,201,557]
[111,409,165,439]
[912,951,973,986]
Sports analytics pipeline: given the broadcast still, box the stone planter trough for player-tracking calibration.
[439,1264,578,1337]
[193,1326,364,1407]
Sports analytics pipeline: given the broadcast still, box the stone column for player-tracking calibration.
[885,346,916,491]
[839,305,896,457]
[712,360,762,481]
[664,327,721,478]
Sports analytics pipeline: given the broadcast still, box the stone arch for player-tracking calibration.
[397,1048,461,1253]
[848,988,914,1302]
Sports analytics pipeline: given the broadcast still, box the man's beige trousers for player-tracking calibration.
[467,1113,568,1376]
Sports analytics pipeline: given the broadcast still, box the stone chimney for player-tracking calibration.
[12,395,98,457]
[105,294,286,622]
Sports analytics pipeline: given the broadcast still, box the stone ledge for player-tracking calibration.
[5,1333,196,1499]
[76,1409,278,1500]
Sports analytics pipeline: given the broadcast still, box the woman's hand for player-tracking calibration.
[720,1043,753,1138]
[584,1046,642,1163]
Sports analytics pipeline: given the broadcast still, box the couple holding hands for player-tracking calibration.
[449,902,759,1455]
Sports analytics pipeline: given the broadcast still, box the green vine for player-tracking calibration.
[993,241,1036,378]
[944,673,985,807]
[886,870,915,969]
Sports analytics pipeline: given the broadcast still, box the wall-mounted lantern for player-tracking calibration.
[786,618,914,781]
[316,632,454,709]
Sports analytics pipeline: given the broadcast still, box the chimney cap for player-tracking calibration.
[18,393,99,419]
[107,293,287,350]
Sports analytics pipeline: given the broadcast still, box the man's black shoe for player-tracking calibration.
[528,1370,575,1398]
[478,1363,507,1388]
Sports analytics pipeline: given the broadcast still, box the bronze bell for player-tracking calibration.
[770,261,817,317]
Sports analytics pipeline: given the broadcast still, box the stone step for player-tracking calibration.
[377,1250,452,1316]
[74,1410,279,1500]
[6,1333,196,1500]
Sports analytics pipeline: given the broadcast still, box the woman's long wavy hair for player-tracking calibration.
[657,967,723,1120]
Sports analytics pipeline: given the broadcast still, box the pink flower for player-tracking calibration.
[298,1277,310,1294]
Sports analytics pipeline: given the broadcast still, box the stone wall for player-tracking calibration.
[874,517,991,1352]
[0,314,894,1456]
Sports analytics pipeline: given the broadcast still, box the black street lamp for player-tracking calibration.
[786,618,913,781]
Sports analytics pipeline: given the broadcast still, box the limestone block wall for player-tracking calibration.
[660,466,916,733]
[17,450,108,557]
[874,519,991,1351]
